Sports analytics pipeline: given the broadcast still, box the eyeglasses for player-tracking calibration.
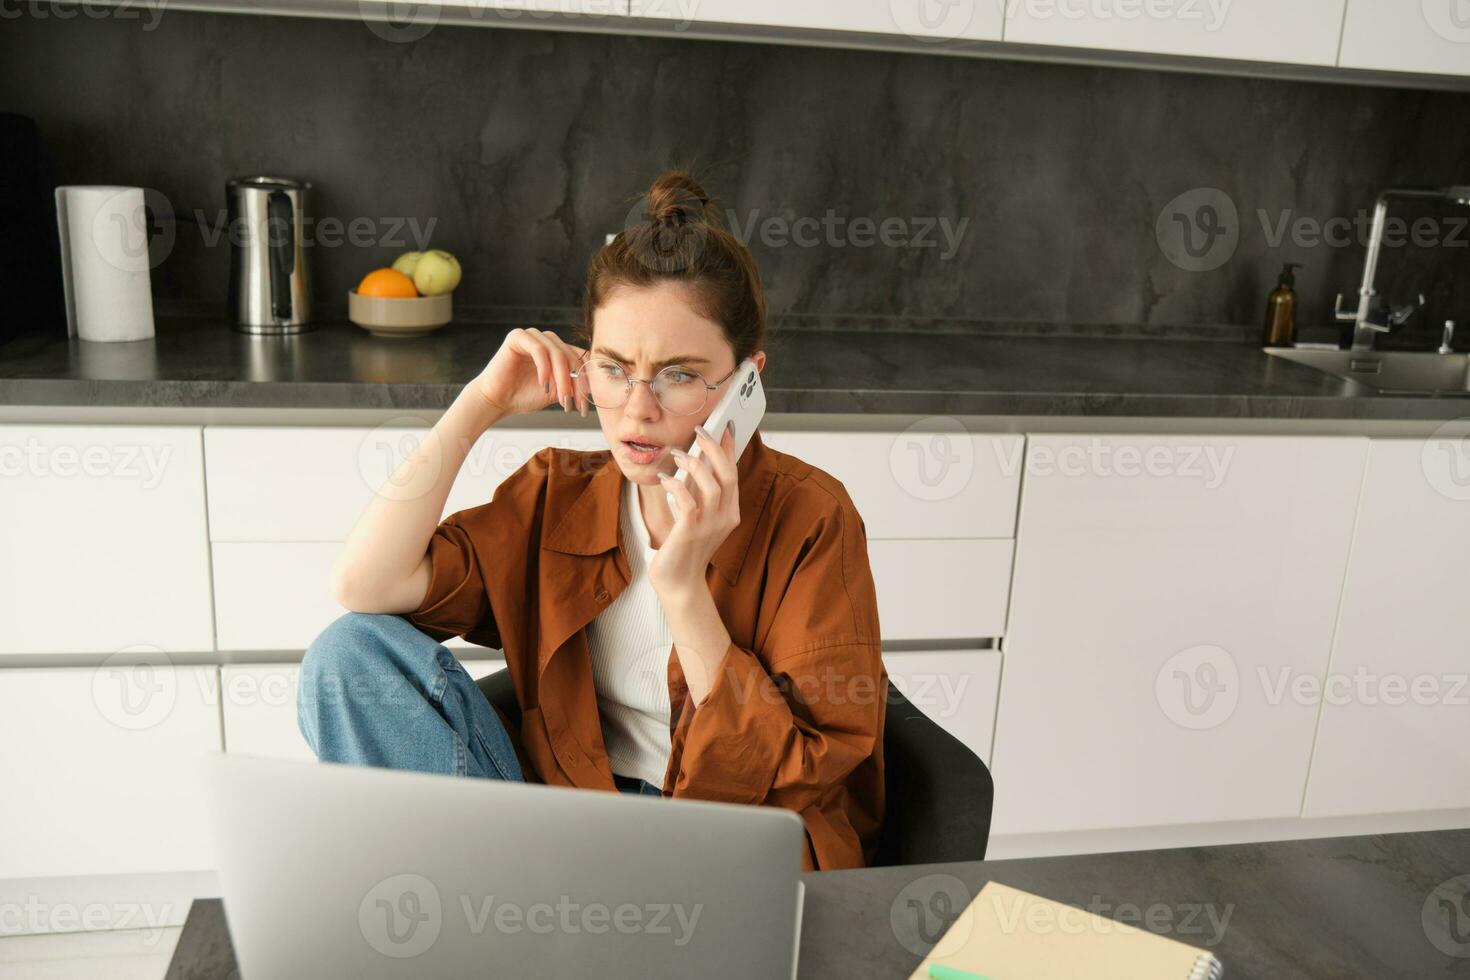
[570,354,738,417]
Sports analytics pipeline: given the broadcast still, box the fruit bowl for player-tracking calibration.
[347,289,453,339]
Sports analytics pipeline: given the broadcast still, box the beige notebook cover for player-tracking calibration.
[906,881,1224,980]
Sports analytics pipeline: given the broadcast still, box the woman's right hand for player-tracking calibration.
[473,328,589,418]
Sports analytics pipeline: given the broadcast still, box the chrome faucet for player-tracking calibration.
[1334,185,1470,351]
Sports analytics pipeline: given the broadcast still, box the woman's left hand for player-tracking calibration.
[649,420,739,601]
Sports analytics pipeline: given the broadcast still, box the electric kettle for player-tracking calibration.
[226,175,314,334]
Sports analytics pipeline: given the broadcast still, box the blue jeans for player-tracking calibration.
[297,612,662,796]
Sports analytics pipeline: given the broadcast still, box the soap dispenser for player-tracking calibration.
[1263,262,1302,347]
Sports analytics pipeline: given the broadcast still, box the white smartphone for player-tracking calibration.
[666,357,767,512]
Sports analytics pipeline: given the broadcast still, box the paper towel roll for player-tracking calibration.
[54,185,156,342]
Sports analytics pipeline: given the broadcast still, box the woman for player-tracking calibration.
[298,171,888,871]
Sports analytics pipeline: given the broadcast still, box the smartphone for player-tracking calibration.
[666,357,767,512]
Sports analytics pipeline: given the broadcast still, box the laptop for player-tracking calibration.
[199,752,805,979]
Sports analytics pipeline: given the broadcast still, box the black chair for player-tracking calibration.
[475,670,994,868]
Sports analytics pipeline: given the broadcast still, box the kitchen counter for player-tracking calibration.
[2,314,1466,427]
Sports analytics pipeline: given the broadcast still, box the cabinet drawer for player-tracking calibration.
[222,660,505,762]
[883,649,1001,765]
[212,542,490,653]
[0,666,222,879]
[870,539,1013,640]
[204,425,606,542]
[0,425,214,654]
[759,431,1021,539]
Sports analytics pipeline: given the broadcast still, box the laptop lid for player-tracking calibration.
[200,752,804,979]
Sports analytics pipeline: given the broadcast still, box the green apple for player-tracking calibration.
[391,251,424,278]
[413,249,461,296]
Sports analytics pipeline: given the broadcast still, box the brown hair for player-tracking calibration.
[579,170,766,366]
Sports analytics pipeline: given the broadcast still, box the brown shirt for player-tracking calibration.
[406,427,887,871]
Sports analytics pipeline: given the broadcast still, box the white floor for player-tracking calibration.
[0,927,182,979]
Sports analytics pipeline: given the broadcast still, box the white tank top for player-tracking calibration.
[583,478,674,786]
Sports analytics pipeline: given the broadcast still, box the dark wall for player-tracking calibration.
[3,9,1469,345]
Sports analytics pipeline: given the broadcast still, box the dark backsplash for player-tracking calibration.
[3,9,1469,346]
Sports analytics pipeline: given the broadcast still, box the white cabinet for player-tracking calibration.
[1303,438,1470,817]
[1003,0,1346,67]
[761,430,1022,639]
[991,434,1367,835]
[870,539,1014,639]
[204,425,605,543]
[0,666,222,879]
[884,649,1001,764]
[0,425,214,655]
[630,0,1004,40]
[759,430,1022,540]
[222,660,507,762]
[1339,0,1470,75]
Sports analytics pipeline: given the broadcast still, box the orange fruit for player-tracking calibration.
[357,268,418,298]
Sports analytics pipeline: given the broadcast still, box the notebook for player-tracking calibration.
[906,881,1224,980]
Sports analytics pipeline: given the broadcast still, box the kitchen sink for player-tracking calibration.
[1266,347,1470,396]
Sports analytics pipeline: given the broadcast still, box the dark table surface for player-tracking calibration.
[166,827,1470,979]
[5,313,1469,420]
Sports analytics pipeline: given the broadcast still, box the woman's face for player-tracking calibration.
[588,280,764,485]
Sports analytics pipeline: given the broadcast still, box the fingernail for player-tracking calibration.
[580,402,588,418]
[695,424,711,441]
[544,379,549,393]
[669,447,690,459]
[726,419,735,440]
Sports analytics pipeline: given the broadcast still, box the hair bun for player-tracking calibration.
[644,170,717,230]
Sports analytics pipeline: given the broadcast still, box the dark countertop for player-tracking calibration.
[166,827,1470,979]
[3,314,1467,420]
